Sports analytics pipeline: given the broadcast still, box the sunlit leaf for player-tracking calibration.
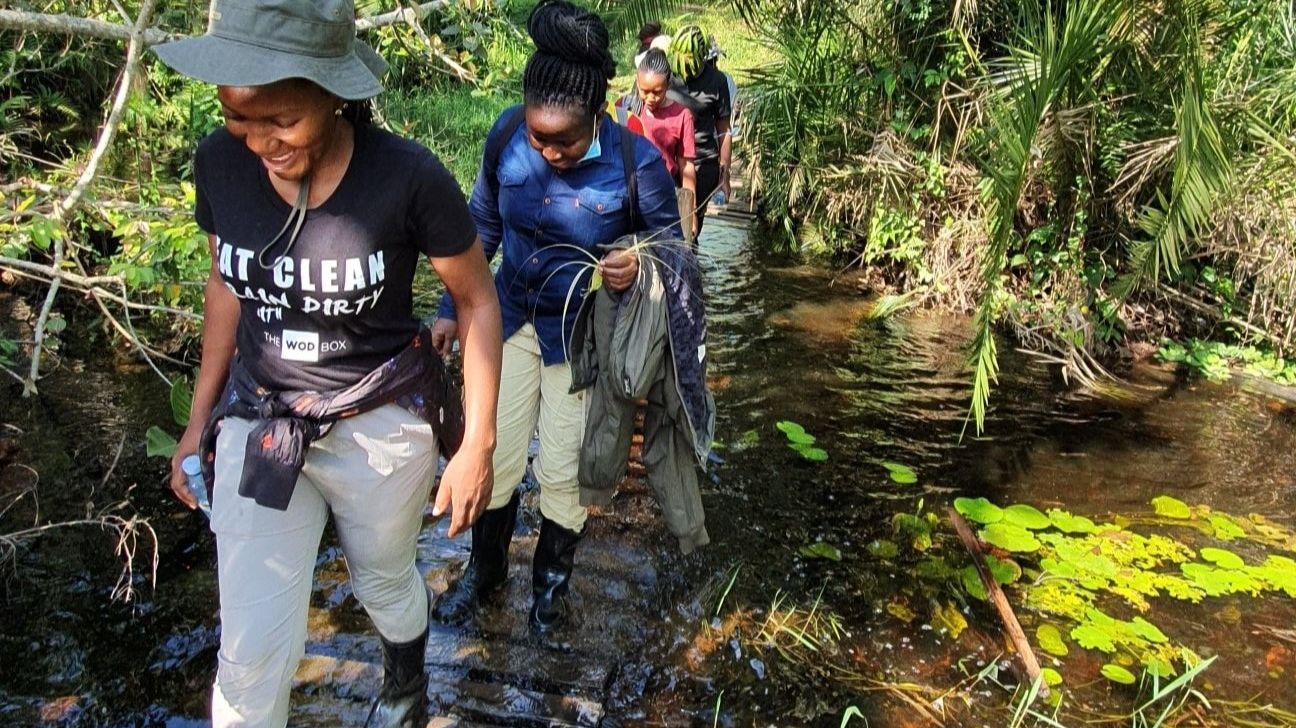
[882,461,917,483]
[1071,623,1116,653]
[1037,624,1070,657]
[792,443,829,461]
[1199,547,1245,570]
[1152,495,1192,519]
[1040,667,1064,687]
[1101,664,1137,685]
[980,523,1041,553]
[985,554,1022,584]
[1003,504,1051,530]
[954,497,1004,524]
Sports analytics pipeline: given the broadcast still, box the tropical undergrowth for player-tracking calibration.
[0,0,534,388]
[730,0,1296,430]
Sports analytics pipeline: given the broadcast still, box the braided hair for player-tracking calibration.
[637,48,671,78]
[669,24,708,81]
[523,0,615,118]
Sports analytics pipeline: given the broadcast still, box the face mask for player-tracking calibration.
[576,122,601,166]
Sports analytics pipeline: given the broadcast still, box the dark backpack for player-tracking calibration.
[482,106,641,230]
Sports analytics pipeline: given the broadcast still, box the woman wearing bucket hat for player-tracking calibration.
[154,1,502,726]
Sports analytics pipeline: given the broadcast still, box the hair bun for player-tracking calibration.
[527,0,615,80]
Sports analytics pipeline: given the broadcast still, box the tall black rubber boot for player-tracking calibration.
[364,627,428,728]
[431,490,519,625]
[529,517,584,634]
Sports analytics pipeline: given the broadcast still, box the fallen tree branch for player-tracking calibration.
[0,8,173,45]
[0,2,449,45]
[947,508,1049,699]
[24,0,157,396]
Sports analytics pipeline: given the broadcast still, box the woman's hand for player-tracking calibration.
[169,424,203,510]
[434,443,494,537]
[431,317,458,358]
[600,248,639,292]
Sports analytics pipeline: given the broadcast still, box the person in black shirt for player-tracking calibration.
[670,24,733,242]
[153,1,502,726]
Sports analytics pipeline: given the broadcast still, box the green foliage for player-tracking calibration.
[954,496,1003,524]
[799,541,843,561]
[1158,338,1296,385]
[776,420,828,461]
[881,461,917,484]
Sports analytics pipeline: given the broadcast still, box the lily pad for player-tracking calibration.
[960,566,989,601]
[791,443,829,462]
[1071,623,1116,653]
[776,420,807,438]
[1003,504,1051,530]
[931,601,968,638]
[1199,547,1246,570]
[1036,624,1069,657]
[979,523,1042,553]
[798,542,842,561]
[882,462,917,484]
[1048,509,1098,533]
[1208,514,1246,541]
[985,555,1022,585]
[1152,495,1192,519]
[1101,664,1137,685]
[954,497,1004,525]
[886,599,916,623]
[786,431,817,445]
[1128,617,1168,644]
[866,539,899,559]
[913,557,955,579]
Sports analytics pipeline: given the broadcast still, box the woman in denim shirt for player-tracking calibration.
[431,0,681,633]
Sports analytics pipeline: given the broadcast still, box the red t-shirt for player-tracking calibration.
[637,100,696,183]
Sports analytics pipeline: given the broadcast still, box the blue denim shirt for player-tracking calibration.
[437,109,681,365]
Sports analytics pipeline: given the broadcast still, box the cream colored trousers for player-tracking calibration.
[488,323,588,532]
[209,404,437,728]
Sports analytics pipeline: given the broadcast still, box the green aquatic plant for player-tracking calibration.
[776,420,829,462]
[882,461,917,483]
[942,497,1296,681]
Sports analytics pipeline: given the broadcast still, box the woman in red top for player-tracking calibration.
[629,50,698,232]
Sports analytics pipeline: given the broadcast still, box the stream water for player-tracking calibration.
[1,216,1293,726]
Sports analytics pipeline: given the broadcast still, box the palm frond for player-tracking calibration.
[1120,24,1232,292]
[966,0,1126,435]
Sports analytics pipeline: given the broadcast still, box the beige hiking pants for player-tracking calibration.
[488,323,588,532]
[209,404,437,728]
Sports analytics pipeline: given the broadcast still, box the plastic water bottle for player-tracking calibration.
[181,454,211,518]
[712,189,728,206]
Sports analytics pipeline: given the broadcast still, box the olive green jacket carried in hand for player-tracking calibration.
[570,239,712,554]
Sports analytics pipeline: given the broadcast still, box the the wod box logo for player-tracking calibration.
[281,330,320,362]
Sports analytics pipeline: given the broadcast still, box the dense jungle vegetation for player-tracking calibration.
[5,0,1295,424]
[3,2,1296,726]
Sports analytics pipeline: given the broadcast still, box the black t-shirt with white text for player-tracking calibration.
[194,124,476,392]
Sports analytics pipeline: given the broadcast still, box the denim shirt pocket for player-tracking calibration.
[575,188,627,249]
[497,164,536,235]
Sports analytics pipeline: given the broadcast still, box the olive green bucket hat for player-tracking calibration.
[153,0,387,100]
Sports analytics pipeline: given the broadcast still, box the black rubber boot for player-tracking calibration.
[431,491,519,625]
[529,517,584,634]
[364,627,428,728]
